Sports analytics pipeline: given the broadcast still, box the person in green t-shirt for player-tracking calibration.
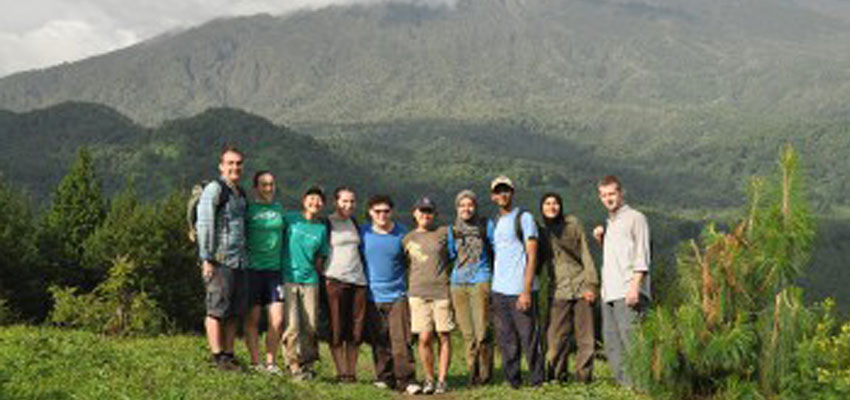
[243,171,286,375]
[281,185,330,380]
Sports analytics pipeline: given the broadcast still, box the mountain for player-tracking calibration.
[0,103,369,205]
[3,102,848,311]
[1,0,850,126]
[2,0,850,211]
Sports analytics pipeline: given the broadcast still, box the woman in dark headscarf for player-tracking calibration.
[539,192,599,383]
[447,190,495,385]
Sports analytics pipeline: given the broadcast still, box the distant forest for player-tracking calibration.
[1,102,848,325]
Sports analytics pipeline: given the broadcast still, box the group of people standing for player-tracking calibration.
[195,145,651,394]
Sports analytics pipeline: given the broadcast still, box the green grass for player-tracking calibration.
[0,325,645,400]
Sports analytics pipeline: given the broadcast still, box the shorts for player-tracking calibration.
[204,265,248,319]
[246,269,284,306]
[325,278,367,346]
[409,297,455,334]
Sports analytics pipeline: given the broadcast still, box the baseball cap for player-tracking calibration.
[413,196,437,211]
[490,175,515,192]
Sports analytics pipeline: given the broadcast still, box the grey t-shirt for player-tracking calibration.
[324,215,367,286]
[403,226,450,300]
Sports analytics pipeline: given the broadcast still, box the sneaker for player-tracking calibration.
[265,364,283,376]
[405,383,423,395]
[373,381,390,389]
[435,381,447,394]
[422,380,435,395]
[296,369,316,381]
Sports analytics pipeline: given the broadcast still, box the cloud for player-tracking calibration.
[0,0,458,77]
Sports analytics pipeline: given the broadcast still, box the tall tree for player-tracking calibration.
[0,177,43,320]
[39,147,106,290]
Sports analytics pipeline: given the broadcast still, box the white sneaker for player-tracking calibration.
[405,383,422,395]
[265,364,283,376]
[373,381,390,389]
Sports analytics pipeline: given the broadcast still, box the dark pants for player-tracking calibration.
[546,298,595,383]
[326,279,367,346]
[492,291,545,388]
[367,299,416,389]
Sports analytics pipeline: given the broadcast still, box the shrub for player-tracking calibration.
[49,256,168,336]
[627,146,841,399]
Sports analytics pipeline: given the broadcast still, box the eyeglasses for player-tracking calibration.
[371,208,391,214]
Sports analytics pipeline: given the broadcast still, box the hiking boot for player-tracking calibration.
[435,381,447,394]
[216,357,240,371]
[404,383,423,395]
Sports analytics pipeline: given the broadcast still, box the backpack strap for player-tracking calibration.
[514,207,529,244]
[212,177,231,215]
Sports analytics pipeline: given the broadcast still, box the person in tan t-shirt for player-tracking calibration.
[403,196,454,395]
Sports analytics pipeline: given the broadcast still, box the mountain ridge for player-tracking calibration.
[2,0,850,126]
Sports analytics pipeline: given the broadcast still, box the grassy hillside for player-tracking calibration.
[0,325,644,400]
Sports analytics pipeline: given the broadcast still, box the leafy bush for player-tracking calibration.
[49,256,168,336]
[0,297,14,325]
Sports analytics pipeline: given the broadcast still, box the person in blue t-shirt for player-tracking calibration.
[361,194,421,395]
[447,189,495,385]
[489,176,545,388]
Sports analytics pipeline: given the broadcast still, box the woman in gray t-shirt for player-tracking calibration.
[324,186,368,383]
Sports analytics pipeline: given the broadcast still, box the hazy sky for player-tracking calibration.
[0,0,456,78]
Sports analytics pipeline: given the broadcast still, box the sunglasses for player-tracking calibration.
[371,208,392,214]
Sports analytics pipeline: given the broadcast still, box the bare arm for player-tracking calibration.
[516,238,537,311]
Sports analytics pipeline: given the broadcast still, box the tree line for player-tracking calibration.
[0,148,202,332]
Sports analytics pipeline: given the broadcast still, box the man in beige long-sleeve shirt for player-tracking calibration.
[593,175,650,388]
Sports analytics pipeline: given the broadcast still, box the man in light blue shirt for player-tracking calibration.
[489,176,545,388]
[196,145,248,371]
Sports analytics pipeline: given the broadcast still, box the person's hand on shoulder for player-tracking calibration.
[592,225,605,245]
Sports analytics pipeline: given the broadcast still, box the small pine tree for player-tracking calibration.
[628,146,822,399]
[39,147,107,290]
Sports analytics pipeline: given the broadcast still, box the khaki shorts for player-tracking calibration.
[409,297,455,333]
